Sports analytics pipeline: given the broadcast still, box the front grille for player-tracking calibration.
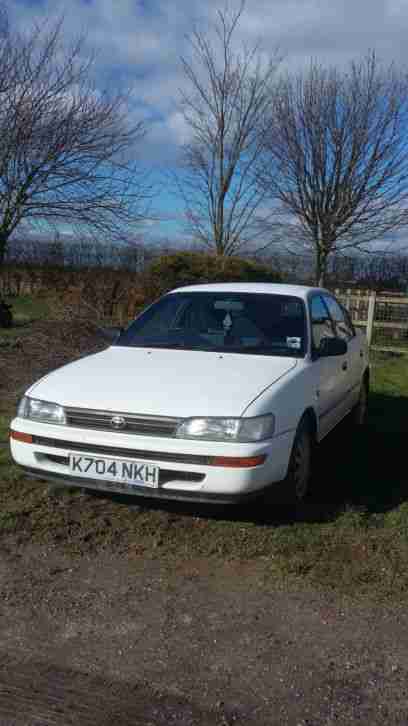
[32,435,212,466]
[65,407,181,438]
[43,454,68,465]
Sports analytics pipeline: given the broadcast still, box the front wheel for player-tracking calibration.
[282,418,314,506]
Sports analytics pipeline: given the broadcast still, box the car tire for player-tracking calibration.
[281,417,314,507]
[352,376,369,427]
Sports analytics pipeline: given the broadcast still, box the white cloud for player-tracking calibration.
[166,111,193,147]
[8,0,408,237]
[8,1,408,130]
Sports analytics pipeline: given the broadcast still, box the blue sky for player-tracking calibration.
[8,0,408,247]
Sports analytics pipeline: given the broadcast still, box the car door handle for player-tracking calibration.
[342,361,348,371]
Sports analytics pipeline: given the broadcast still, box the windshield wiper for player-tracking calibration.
[224,344,297,355]
[126,342,186,349]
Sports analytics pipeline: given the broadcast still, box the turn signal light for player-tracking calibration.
[211,454,266,468]
[10,430,33,444]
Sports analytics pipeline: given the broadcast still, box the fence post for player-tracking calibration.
[366,292,376,346]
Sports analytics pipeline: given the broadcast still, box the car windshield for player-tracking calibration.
[116,292,307,357]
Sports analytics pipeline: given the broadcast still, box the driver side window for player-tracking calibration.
[310,296,336,351]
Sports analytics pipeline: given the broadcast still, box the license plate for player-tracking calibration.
[68,454,159,488]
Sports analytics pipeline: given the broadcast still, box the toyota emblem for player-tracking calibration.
[110,415,126,430]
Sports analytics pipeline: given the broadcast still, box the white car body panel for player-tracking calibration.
[27,347,298,420]
[10,426,295,498]
[10,283,369,504]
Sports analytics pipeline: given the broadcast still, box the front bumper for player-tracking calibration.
[20,466,263,504]
[10,417,295,504]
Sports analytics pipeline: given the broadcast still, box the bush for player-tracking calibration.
[142,252,282,300]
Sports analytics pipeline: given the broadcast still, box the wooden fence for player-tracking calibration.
[334,289,408,353]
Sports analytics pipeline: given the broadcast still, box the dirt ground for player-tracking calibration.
[2,544,408,725]
[1,321,408,725]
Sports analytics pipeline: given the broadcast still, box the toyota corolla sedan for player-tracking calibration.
[10,283,369,506]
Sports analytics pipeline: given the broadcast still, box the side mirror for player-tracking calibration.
[99,325,124,342]
[318,337,348,357]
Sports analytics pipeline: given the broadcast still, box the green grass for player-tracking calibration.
[0,412,10,442]
[10,294,50,322]
[0,352,407,601]
[371,351,408,400]
[0,408,18,485]
[0,295,50,339]
[372,327,408,353]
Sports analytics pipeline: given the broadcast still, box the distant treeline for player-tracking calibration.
[3,237,151,272]
[0,238,407,325]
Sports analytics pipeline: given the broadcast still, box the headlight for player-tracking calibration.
[17,396,66,425]
[176,414,275,442]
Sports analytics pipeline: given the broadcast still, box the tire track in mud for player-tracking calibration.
[0,659,235,726]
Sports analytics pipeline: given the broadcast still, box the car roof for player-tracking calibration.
[170,282,327,300]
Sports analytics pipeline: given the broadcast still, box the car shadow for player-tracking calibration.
[249,389,407,525]
[91,391,407,527]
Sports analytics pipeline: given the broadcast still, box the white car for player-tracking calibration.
[10,283,369,506]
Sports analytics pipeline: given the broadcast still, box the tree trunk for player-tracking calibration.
[214,220,227,255]
[0,230,10,271]
[317,267,326,287]
[315,246,329,287]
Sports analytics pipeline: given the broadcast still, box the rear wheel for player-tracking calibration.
[352,377,369,426]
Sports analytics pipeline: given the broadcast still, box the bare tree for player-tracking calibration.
[177,2,280,256]
[0,6,151,268]
[259,53,408,285]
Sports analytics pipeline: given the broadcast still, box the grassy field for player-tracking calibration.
[11,294,50,321]
[0,294,50,341]
[0,309,407,600]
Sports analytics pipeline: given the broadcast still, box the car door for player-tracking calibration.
[321,293,363,411]
[309,294,350,439]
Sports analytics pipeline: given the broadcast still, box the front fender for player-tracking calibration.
[242,363,318,438]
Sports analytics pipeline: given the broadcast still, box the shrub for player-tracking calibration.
[142,252,282,300]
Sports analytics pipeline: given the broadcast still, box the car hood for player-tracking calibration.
[28,346,297,418]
